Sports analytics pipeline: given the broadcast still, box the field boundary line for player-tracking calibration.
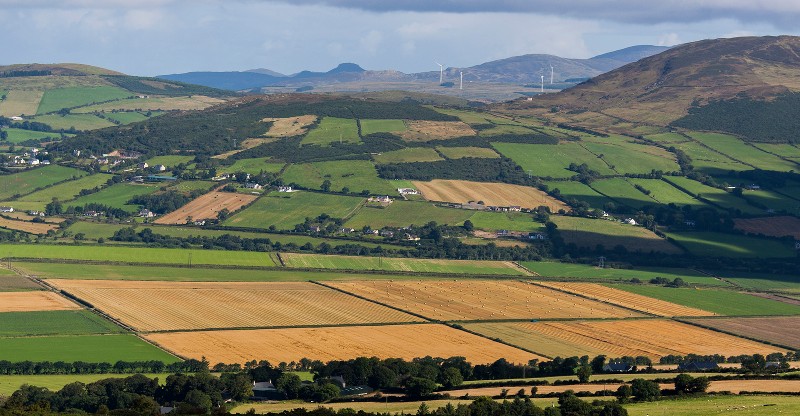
[675,318,796,352]
[274,252,286,267]
[512,262,538,276]
[310,280,436,322]
[447,316,661,324]
[141,321,433,335]
[520,280,662,318]
[448,323,554,360]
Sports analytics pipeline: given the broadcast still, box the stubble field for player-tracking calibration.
[0,291,78,312]
[154,191,258,224]
[412,179,568,211]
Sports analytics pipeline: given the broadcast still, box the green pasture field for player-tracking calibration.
[626,178,706,207]
[224,191,364,230]
[666,231,796,258]
[670,140,750,175]
[589,178,658,208]
[467,211,544,232]
[551,216,682,254]
[0,90,44,116]
[32,113,115,130]
[144,155,195,168]
[688,132,800,172]
[360,119,407,135]
[13,262,454,282]
[714,270,800,292]
[520,261,729,286]
[479,123,536,136]
[344,200,472,228]
[663,177,762,214]
[741,189,800,213]
[66,182,159,212]
[581,140,680,174]
[64,221,401,249]
[36,86,131,114]
[165,180,215,193]
[437,146,500,159]
[281,253,528,275]
[542,180,613,208]
[217,158,285,175]
[624,395,800,416]
[0,165,86,200]
[612,283,800,316]
[0,373,173,397]
[103,111,154,125]
[492,142,615,178]
[301,117,359,145]
[372,147,443,164]
[0,244,276,267]
[15,174,111,207]
[0,334,179,363]
[1,127,62,143]
[753,142,800,159]
[282,160,398,195]
[644,133,689,144]
[0,310,122,337]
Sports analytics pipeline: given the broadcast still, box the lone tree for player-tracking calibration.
[576,365,592,383]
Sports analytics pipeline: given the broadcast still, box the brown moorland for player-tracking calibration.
[262,115,318,137]
[154,191,257,224]
[412,179,568,212]
[145,324,542,364]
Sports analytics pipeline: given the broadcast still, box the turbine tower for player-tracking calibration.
[435,62,444,84]
[540,75,544,93]
[550,65,554,84]
[459,71,463,90]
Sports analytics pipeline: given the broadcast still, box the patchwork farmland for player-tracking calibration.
[47,280,423,331]
[412,179,568,211]
[144,324,543,365]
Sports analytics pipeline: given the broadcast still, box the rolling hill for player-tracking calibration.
[512,36,800,138]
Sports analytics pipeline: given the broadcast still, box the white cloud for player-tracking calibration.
[658,33,681,46]
[359,30,383,54]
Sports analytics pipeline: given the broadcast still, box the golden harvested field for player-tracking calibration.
[399,121,476,141]
[412,179,568,211]
[145,324,542,364]
[538,282,715,317]
[0,217,58,234]
[687,316,800,349]
[705,379,800,393]
[468,319,785,359]
[47,280,422,331]
[464,322,611,358]
[154,191,257,224]
[0,291,78,312]
[262,115,318,137]
[734,216,800,239]
[0,90,44,116]
[328,280,641,321]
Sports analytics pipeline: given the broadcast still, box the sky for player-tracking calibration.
[0,0,798,76]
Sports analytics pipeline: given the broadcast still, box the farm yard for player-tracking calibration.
[686,316,800,349]
[144,324,541,364]
[536,282,715,317]
[327,280,642,321]
[465,319,784,360]
[154,190,258,224]
[412,179,568,211]
[279,253,529,275]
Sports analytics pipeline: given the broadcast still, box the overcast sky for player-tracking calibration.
[1,0,798,76]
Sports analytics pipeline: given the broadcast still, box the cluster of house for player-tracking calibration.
[367,195,393,205]
[397,187,420,196]
[495,229,548,240]
[136,162,167,172]
[138,209,156,218]
[252,376,373,401]
[4,148,50,167]
[93,150,143,166]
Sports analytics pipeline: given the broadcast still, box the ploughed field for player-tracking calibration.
[47,280,422,332]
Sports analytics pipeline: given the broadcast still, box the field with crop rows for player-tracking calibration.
[0,165,86,200]
[492,143,615,178]
[282,160,398,195]
[301,117,359,145]
[0,244,276,267]
[372,147,443,164]
[466,319,784,359]
[0,334,179,363]
[280,253,528,275]
[686,317,800,349]
[145,324,541,365]
[0,310,122,337]
[436,147,500,159]
[155,191,257,224]
[537,282,715,317]
[48,280,422,331]
[413,179,568,211]
[224,191,364,230]
[0,291,78,312]
[551,216,682,254]
[328,280,641,321]
[611,284,800,316]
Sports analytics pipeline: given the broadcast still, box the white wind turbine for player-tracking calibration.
[435,61,444,84]
[459,71,463,89]
[550,65,554,84]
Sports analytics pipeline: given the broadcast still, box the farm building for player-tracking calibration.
[678,361,719,371]
[529,232,547,240]
[153,164,167,172]
[27,158,40,166]
[277,186,294,192]
[138,162,149,169]
[245,182,263,190]
[0,206,14,213]
[252,381,281,400]
[397,187,419,195]
[603,362,634,372]
[623,218,638,225]
[139,209,155,218]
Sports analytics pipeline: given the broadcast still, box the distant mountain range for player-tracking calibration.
[157,45,670,91]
